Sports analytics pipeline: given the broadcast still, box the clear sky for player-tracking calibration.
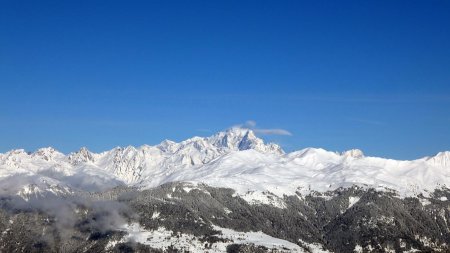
[1,1,449,159]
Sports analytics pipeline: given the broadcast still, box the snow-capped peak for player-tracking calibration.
[68,147,95,165]
[32,147,64,161]
[6,149,28,156]
[341,149,365,159]
[208,127,284,154]
[426,151,450,167]
[1,128,450,200]
[157,140,177,153]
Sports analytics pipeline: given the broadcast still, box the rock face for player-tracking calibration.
[1,128,450,252]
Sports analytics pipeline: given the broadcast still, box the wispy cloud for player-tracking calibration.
[253,128,293,136]
[243,120,257,128]
[239,120,293,136]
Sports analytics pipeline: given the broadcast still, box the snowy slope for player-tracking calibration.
[107,223,312,252]
[0,127,449,199]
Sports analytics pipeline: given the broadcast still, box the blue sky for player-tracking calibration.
[1,1,449,159]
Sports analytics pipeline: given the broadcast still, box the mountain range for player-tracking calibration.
[0,128,449,252]
[1,127,449,200]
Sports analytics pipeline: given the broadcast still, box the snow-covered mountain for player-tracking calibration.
[0,127,449,200]
[1,128,450,252]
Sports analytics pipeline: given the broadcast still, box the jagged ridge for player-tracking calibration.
[0,127,449,200]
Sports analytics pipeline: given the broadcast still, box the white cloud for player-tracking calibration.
[253,128,292,136]
[244,120,257,128]
[239,120,292,136]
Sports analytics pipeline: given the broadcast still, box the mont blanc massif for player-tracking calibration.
[0,127,449,253]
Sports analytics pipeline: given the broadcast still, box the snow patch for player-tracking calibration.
[348,196,360,209]
[354,244,363,253]
[297,238,331,253]
[110,222,311,252]
[151,211,160,219]
[237,191,287,209]
[213,225,306,252]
